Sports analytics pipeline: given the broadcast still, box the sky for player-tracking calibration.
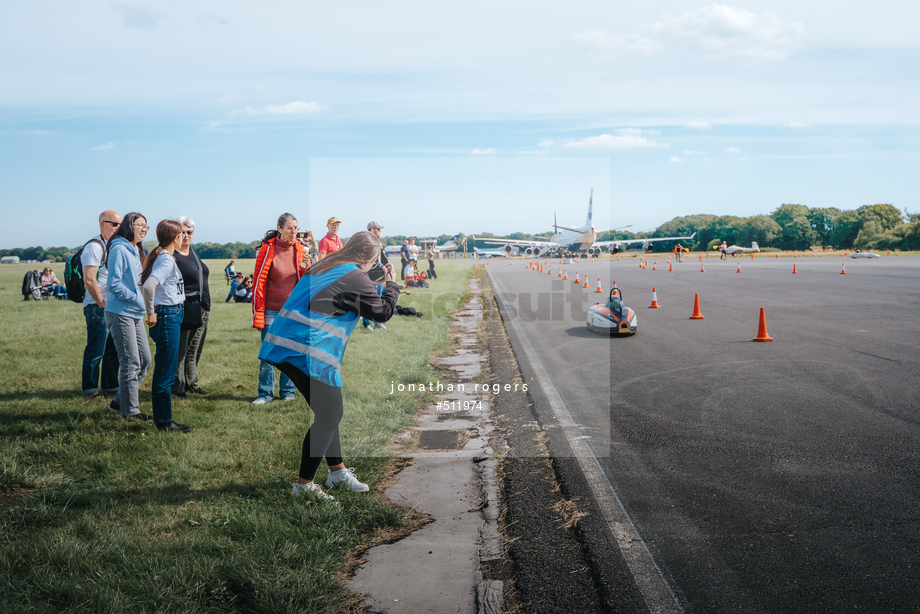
[1,1,918,247]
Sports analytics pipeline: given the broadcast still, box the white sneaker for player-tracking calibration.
[325,468,370,492]
[291,482,335,501]
[363,323,374,331]
[281,396,296,402]
[251,397,270,405]
[374,323,387,330]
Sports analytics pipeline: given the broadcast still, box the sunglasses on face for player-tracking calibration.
[182,231,194,236]
[102,220,120,228]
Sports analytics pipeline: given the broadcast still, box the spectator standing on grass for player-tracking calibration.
[82,210,122,399]
[408,237,419,262]
[317,217,343,262]
[400,239,410,279]
[361,221,389,332]
[173,216,211,398]
[252,213,309,405]
[425,248,437,279]
[141,220,192,433]
[104,213,151,421]
[259,231,400,500]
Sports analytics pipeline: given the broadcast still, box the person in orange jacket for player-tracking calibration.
[252,213,309,405]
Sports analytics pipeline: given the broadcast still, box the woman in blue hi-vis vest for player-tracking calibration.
[259,231,400,500]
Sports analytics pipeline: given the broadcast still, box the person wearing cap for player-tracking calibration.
[317,217,343,262]
[362,222,392,332]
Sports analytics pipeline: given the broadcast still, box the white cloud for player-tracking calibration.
[669,156,686,162]
[233,101,329,116]
[116,4,161,30]
[91,141,115,151]
[538,139,554,147]
[471,148,497,155]
[725,146,742,153]
[564,134,669,150]
[616,128,660,136]
[648,4,806,60]
[572,30,660,55]
[685,121,712,129]
[785,121,810,128]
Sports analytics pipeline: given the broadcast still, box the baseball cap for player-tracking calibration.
[367,221,384,230]
[327,217,341,225]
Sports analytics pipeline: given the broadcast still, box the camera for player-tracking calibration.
[296,231,312,240]
[367,260,386,283]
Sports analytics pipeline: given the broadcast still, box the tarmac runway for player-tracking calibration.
[486,254,920,614]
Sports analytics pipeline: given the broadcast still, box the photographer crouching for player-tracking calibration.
[258,231,399,500]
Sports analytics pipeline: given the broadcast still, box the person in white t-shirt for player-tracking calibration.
[81,210,122,398]
[141,219,192,433]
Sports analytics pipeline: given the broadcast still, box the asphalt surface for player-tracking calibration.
[485,254,920,614]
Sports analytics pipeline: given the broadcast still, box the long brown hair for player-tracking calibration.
[140,220,183,285]
[308,231,380,277]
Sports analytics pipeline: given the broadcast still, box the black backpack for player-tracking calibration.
[64,238,104,304]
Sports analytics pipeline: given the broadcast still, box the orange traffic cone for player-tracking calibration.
[573,272,579,284]
[562,270,568,280]
[486,260,490,266]
[775,253,779,259]
[736,262,742,273]
[547,267,552,275]
[668,260,673,272]
[557,269,562,278]
[752,307,773,342]
[792,264,797,274]
[594,278,603,293]
[649,287,661,309]
[689,293,705,320]
[652,261,658,271]
[841,263,847,275]
[700,263,705,273]
[583,277,590,289]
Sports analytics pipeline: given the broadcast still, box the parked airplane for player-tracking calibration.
[435,234,463,252]
[474,190,695,258]
[473,246,515,258]
[716,242,760,256]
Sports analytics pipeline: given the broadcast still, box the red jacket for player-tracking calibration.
[252,237,308,330]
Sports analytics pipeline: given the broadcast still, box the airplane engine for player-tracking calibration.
[610,245,620,255]
[524,247,535,256]
[644,242,654,252]
[503,244,513,254]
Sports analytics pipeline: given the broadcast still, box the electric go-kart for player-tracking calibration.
[586,284,637,335]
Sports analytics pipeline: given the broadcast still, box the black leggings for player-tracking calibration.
[276,363,345,481]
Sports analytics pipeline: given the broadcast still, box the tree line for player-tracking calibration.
[4,208,918,262]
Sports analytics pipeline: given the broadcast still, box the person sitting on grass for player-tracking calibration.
[233,276,254,303]
[226,272,244,302]
[259,231,400,501]
[40,267,67,299]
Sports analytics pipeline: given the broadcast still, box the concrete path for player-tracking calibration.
[349,278,503,614]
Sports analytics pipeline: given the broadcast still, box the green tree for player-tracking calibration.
[830,211,861,249]
[854,220,884,249]
[858,204,903,231]
[771,204,817,250]
[738,215,782,246]
[808,207,842,247]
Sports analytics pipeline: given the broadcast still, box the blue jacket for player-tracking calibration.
[258,264,360,388]
[104,237,145,319]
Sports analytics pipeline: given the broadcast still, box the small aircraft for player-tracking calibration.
[716,242,760,257]
[473,246,515,258]
[434,234,463,252]
[474,190,695,258]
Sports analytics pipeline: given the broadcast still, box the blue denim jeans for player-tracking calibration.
[225,279,239,302]
[149,304,183,425]
[258,310,296,400]
[83,304,120,394]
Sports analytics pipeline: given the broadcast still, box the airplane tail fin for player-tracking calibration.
[586,189,593,226]
[751,242,759,251]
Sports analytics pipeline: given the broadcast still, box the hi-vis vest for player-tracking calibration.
[258,263,360,388]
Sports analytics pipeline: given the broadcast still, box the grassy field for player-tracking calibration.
[0,259,474,613]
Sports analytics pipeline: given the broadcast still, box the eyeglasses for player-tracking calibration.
[282,226,298,232]
[134,223,149,231]
[102,221,120,228]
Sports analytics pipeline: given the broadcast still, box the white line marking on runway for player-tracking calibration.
[488,267,683,614]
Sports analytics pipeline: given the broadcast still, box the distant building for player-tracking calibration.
[1,256,20,264]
